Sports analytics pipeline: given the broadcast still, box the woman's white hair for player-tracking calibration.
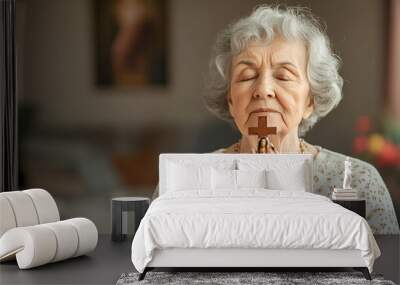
[203,5,343,136]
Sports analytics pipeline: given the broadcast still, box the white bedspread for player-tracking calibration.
[131,190,380,273]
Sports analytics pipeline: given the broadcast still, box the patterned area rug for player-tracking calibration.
[116,271,396,285]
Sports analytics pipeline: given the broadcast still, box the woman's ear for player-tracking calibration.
[302,95,314,119]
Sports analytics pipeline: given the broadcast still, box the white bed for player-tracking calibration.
[131,154,381,281]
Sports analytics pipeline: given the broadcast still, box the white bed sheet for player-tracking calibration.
[131,189,380,273]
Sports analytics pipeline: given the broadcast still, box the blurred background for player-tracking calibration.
[16,0,400,233]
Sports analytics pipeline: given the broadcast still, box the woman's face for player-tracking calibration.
[228,36,313,137]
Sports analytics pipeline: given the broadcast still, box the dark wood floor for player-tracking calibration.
[0,235,398,285]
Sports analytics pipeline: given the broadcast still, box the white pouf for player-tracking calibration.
[1,191,40,227]
[0,218,98,269]
[0,196,17,237]
[0,189,98,269]
[24,188,60,223]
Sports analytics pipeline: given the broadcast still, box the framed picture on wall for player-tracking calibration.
[94,0,168,88]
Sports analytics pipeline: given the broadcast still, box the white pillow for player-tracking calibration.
[236,169,267,189]
[212,168,237,190]
[167,162,212,191]
[266,168,307,191]
[238,157,311,192]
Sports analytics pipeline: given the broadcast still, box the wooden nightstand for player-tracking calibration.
[332,199,366,218]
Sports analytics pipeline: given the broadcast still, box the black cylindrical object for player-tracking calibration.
[111,197,150,242]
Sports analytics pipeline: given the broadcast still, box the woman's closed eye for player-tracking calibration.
[274,66,298,81]
[240,75,258,82]
[274,71,294,81]
[237,69,258,82]
[276,74,291,81]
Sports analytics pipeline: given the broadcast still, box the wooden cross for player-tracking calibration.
[248,116,277,138]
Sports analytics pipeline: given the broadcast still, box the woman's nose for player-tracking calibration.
[254,91,275,99]
[253,77,276,100]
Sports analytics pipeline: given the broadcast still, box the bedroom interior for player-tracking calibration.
[1,0,400,284]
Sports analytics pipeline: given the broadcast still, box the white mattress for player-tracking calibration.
[131,190,381,273]
[148,248,365,267]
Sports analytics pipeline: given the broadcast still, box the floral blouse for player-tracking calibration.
[151,146,400,234]
[309,146,399,234]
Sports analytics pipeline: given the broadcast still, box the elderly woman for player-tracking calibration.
[152,5,399,234]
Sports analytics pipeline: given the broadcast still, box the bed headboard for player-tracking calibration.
[159,153,313,195]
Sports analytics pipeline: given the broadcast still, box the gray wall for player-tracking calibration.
[18,0,387,154]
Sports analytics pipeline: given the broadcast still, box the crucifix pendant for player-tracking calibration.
[248,116,277,153]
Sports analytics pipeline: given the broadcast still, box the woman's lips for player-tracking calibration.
[245,108,283,125]
[249,108,279,115]
[248,111,279,124]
